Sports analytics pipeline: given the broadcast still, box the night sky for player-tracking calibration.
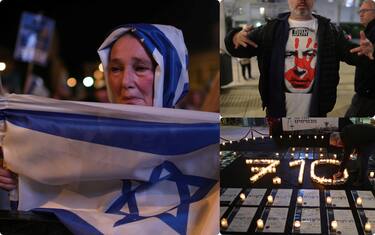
[0,0,219,76]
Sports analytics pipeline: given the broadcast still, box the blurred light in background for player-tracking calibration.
[83,76,94,87]
[255,21,262,27]
[260,7,265,15]
[345,0,354,7]
[0,62,6,71]
[67,77,77,88]
[98,63,104,72]
[93,69,104,80]
[94,79,106,89]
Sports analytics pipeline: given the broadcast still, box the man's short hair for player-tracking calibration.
[362,0,375,8]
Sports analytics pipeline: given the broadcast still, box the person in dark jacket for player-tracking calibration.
[331,124,375,186]
[225,0,375,117]
[346,0,375,117]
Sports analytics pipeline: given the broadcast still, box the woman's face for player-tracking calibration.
[108,34,155,106]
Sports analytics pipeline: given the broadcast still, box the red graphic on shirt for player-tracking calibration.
[285,37,317,90]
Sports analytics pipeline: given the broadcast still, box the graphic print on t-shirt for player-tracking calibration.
[285,22,317,93]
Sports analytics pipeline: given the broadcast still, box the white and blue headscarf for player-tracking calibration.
[98,24,189,108]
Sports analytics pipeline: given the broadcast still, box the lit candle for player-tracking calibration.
[292,147,295,151]
[267,195,273,204]
[365,222,372,232]
[326,196,332,205]
[257,219,264,230]
[294,220,301,229]
[331,220,338,231]
[356,197,363,206]
[221,218,228,229]
[298,161,305,184]
[370,171,375,178]
[272,177,281,185]
[297,196,303,205]
[239,193,246,201]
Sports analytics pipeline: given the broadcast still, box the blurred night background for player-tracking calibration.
[0,0,219,110]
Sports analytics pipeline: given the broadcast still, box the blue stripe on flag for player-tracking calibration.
[2,109,218,155]
[33,208,103,235]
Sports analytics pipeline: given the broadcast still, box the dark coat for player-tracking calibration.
[225,13,374,117]
[354,19,375,98]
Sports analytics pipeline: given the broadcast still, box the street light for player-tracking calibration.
[0,62,5,95]
[0,62,6,72]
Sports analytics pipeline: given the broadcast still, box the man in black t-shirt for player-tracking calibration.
[330,124,375,185]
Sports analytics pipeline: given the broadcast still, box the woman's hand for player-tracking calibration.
[0,167,17,191]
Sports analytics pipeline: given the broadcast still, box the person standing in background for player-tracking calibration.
[346,0,375,117]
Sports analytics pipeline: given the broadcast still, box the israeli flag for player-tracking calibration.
[0,94,219,235]
[98,24,189,108]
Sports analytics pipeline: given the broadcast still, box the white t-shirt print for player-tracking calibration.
[284,17,318,117]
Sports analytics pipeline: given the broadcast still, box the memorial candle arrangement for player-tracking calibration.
[310,159,349,185]
[289,160,305,184]
[247,159,280,184]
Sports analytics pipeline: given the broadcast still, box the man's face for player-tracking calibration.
[285,36,317,91]
[288,0,314,18]
[108,34,155,106]
[359,2,375,27]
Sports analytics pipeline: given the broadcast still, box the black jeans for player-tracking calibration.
[357,142,375,182]
[345,94,375,117]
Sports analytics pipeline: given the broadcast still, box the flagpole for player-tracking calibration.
[23,62,34,94]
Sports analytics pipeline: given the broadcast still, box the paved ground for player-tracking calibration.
[220,58,356,117]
